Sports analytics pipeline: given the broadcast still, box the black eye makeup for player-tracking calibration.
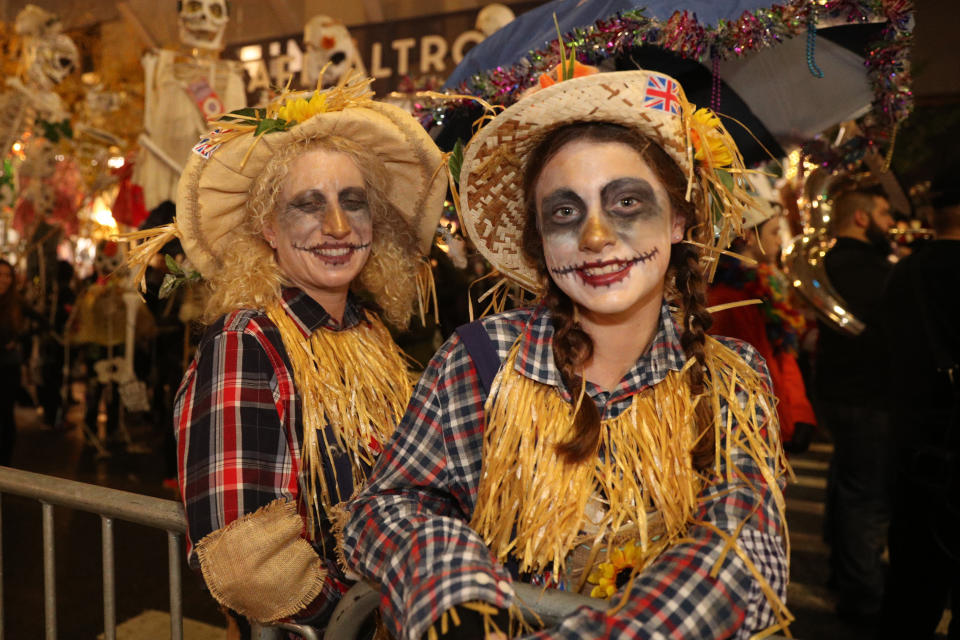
[285,186,370,218]
[601,178,659,217]
[286,189,327,214]
[338,187,369,212]
[538,178,661,238]
[539,189,587,231]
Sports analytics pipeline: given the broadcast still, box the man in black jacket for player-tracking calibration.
[879,188,960,640]
[815,187,895,621]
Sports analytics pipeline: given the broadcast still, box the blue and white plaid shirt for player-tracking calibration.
[342,301,788,640]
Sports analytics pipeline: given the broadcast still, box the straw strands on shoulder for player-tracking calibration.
[265,304,414,538]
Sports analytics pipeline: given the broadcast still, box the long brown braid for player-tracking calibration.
[521,122,716,469]
[668,240,716,469]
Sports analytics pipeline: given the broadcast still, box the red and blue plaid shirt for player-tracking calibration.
[174,287,368,622]
[342,301,788,640]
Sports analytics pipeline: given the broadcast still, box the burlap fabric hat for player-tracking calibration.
[177,80,447,278]
[459,69,754,292]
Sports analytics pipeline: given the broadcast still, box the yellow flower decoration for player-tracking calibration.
[276,91,328,125]
[586,541,644,599]
[689,107,734,168]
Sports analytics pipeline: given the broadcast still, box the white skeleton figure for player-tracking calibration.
[178,0,230,52]
[301,15,366,88]
[3,4,77,125]
[133,1,245,210]
[475,3,516,37]
[0,4,78,182]
[17,139,58,219]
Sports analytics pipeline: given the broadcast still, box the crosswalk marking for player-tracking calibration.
[786,498,826,516]
[788,458,829,472]
[791,474,828,489]
[788,531,830,555]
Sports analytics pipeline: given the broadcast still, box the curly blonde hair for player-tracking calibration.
[203,135,422,328]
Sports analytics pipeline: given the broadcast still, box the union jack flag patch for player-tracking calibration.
[192,128,231,159]
[643,75,681,115]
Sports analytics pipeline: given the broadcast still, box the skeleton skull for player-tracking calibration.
[178,0,229,52]
[15,5,78,89]
[33,34,78,87]
[475,3,515,37]
[301,15,366,88]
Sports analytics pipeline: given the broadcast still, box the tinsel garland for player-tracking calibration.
[424,0,912,159]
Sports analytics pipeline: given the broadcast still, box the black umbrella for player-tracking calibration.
[434,0,890,165]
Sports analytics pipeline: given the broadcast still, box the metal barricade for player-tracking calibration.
[325,581,796,640]
[0,466,315,640]
[0,466,796,640]
[325,581,608,640]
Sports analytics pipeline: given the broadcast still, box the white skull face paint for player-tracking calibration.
[178,0,229,51]
[301,15,366,87]
[262,149,373,303]
[534,139,684,319]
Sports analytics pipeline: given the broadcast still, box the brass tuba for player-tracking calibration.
[782,168,865,336]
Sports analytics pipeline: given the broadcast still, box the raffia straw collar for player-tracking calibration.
[265,303,413,538]
[470,334,790,591]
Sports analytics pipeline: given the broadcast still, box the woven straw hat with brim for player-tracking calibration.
[180,94,446,276]
[126,77,447,323]
[458,69,760,293]
[742,198,781,230]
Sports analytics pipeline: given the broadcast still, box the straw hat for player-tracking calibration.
[742,172,781,229]
[458,69,753,292]
[177,79,447,278]
[742,199,781,230]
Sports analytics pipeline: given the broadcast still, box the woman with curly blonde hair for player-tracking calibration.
[129,78,446,633]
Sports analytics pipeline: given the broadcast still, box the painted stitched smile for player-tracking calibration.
[550,247,661,278]
[293,241,371,262]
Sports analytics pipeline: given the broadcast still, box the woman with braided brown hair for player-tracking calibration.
[342,69,791,640]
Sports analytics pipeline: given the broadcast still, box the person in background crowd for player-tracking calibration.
[814,186,895,621]
[709,194,816,453]
[137,200,188,488]
[36,260,75,429]
[342,69,790,640]
[879,183,960,640]
[0,260,25,466]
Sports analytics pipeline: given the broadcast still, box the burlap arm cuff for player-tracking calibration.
[195,498,327,623]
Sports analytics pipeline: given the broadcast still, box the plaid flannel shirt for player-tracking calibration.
[342,301,788,640]
[174,287,368,621]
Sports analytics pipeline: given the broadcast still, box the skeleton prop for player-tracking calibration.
[475,3,516,37]
[0,5,78,157]
[301,16,366,88]
[133,1,245,210]
[178,0,230,53]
